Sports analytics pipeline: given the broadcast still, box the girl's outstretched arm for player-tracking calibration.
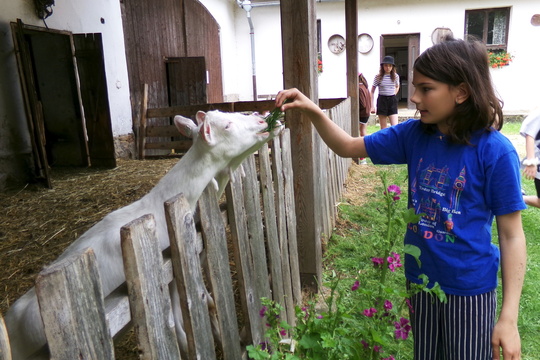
[492,211,526,360]
[275,88,368,158]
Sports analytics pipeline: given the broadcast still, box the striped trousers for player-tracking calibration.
[408,288,497,360]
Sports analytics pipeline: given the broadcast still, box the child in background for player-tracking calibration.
[358,73,371,164]
[520,107,540,208]
[275,36,526,360]
[370,55,400,129]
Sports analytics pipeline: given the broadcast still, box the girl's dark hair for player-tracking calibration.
[413,36,504,144]
[377,63,397,82]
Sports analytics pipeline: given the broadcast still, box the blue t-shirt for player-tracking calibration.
[365,119,526,296]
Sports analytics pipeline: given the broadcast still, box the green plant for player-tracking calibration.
[247,173,446,360]
[488,50,513,68]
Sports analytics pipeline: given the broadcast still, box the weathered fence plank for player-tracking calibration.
[280,130,302,306]
[198,186,244,360]
[0,315,11,360]
[271,135,295,326]
[120,214,181,360]
[35,248,114,360]
[242,154,272,302]
[165,194,217,360]
[258,142,287,317]
[225,166,265,345]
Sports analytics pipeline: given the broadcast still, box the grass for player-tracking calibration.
[324,123,539,359]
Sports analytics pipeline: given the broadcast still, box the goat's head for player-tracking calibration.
[174,110,282,160]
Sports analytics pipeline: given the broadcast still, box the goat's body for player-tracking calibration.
[4,111,280,359]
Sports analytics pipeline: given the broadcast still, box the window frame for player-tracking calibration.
[464,7,510,51]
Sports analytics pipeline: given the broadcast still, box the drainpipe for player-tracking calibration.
[237,1,280,101]
[237,1,257,100]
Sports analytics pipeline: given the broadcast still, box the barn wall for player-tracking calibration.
[121,0,224,128]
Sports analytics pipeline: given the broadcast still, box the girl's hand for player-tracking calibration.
[523,165,537,180]
[492,318,521,360]
[275,88,318,114]
[370,106,376,114]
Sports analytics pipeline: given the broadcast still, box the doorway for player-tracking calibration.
[11,20,116,187]
[381,33,420,110]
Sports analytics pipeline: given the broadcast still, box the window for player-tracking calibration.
[465,7,510,50]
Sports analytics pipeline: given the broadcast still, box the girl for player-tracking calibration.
[275,37,526,360]
[370,55,400,129]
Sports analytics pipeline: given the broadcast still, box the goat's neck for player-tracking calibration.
[144,144,228,210]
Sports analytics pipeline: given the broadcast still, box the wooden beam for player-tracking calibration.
[346,0,359,139]
[280,0,322,290]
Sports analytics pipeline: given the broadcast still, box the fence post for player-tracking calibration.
[35,248,114,360]
[121,214,181,360]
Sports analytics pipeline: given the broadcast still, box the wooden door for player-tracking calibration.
[11,21,91,172]
[11,19,52,187]
[74,33,116,167]
[166,57,207,106]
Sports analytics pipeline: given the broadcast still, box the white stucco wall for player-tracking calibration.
[43,0,133,136]
[213,0,539,113]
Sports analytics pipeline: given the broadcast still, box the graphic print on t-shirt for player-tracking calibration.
[409,158,465,244]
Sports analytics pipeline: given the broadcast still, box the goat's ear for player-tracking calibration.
[174,115,197,139]
[195,111,206,126]
[195,111,214,144]
[199,118,213,145]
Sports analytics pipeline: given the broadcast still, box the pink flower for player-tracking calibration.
[387,252,403,272]
[386,184,401,201]
[361,340,369,348]
[259,306,267,318]
[351,280,360,291]
[374,345,383,353]
[280,328,287,336]
[371,257,384,267]
[382,356,396,360]
[394,317,412,340]
[384,300,393,310]
[363,307,377,317]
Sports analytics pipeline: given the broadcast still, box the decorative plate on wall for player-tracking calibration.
[328,34,346,54]
[357,33,373,54]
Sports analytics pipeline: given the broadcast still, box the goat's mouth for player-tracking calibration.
[258,120,283,136]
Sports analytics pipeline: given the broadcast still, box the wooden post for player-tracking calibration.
[346,0,359,140]
[280,0,322,290]
[138,83,148,159]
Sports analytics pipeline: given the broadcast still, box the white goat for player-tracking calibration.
[4,110,282,359]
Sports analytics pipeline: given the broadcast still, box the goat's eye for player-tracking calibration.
[225,122,232,130]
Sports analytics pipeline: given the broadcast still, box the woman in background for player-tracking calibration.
[371,55,400,129]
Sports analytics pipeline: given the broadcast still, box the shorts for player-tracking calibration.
[376,95,398,116]
[359,116,370,124]
[535,178,540,197]
[408,285,496,360]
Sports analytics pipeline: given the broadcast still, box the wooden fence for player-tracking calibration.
[0,99,352,359]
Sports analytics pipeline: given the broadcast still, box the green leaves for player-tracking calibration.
[264,99,289,132]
